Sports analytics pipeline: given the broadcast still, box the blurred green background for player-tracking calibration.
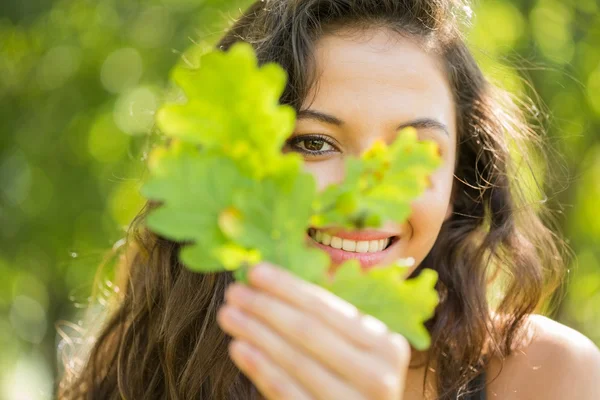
[0,0,598,398]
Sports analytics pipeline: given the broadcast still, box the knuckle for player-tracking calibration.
[247,291,266,311]
[290,314,316,342]
[246,317,268,342]
[386,333,411,368]
[288,350,311,379]
[358,314,388,347]
[303,289,332,316]
[244,351,290,398]
[308,294,326,313]
[240,347,260,375]
[360,314,389,334]
[366,369,400,399]
[307,285,345,314]
[263,379,289,398]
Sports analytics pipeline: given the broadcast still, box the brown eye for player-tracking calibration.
[285,134,338,156]
[301,139,329,151]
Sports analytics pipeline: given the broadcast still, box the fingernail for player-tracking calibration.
[232,340,256,358]
[251,263,276,281]
[221,305,245,323]
[226,284,253,302]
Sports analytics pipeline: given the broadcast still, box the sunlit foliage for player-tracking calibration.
[0,0,598,398]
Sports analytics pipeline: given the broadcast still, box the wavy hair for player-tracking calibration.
[59,0,566,398]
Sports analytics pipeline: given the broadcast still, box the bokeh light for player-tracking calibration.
[0,0,598,397]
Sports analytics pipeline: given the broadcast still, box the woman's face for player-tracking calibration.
[285,28,457,274]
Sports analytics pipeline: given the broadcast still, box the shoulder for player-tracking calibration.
[487,314,600,399]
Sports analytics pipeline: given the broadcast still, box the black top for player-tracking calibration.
[463,370,486,400]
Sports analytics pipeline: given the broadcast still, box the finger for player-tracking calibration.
[247,263,389,349]
[228,339,313,400]
[223,286,393,397]
[219,306,367,400]
[247,263,411,370]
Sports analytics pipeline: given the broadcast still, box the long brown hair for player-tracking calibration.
[59,0,566,398]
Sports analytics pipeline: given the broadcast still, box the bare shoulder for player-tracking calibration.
[487,314,600,399]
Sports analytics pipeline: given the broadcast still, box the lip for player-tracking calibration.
[311,227,399,241]
[306,228,400,270]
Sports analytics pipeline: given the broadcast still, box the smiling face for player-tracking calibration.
[284,28,457,274]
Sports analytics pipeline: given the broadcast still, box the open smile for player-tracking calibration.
[306,227,400,269]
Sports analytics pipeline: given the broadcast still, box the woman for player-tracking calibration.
[59,0,600,399]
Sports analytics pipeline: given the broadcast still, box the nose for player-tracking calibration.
[351,135,390,157]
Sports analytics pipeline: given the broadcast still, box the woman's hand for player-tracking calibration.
[216,262,411,400]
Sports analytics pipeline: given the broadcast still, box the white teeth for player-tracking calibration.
[330,236,343,249]
[356,241,369,253]
[316,230,323,243]
[309,230,394,253]
[368,240,379,252]
[342,239,356,252]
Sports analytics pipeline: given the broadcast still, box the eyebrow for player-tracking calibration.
[297,109,450,136]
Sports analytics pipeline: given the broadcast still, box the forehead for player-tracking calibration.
[303,28,456,139]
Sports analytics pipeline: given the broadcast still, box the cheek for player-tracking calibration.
[405,164,454,265]
[302,159,345,191]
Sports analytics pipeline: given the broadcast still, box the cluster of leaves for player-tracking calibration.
[141,42,441,350]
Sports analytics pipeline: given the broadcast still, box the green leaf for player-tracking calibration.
[312,129,441,229]
[142,43,442,349]
[141,139,328,278]
[155,42,296,179]
[322,260,439,350]
[141,145,246,271]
